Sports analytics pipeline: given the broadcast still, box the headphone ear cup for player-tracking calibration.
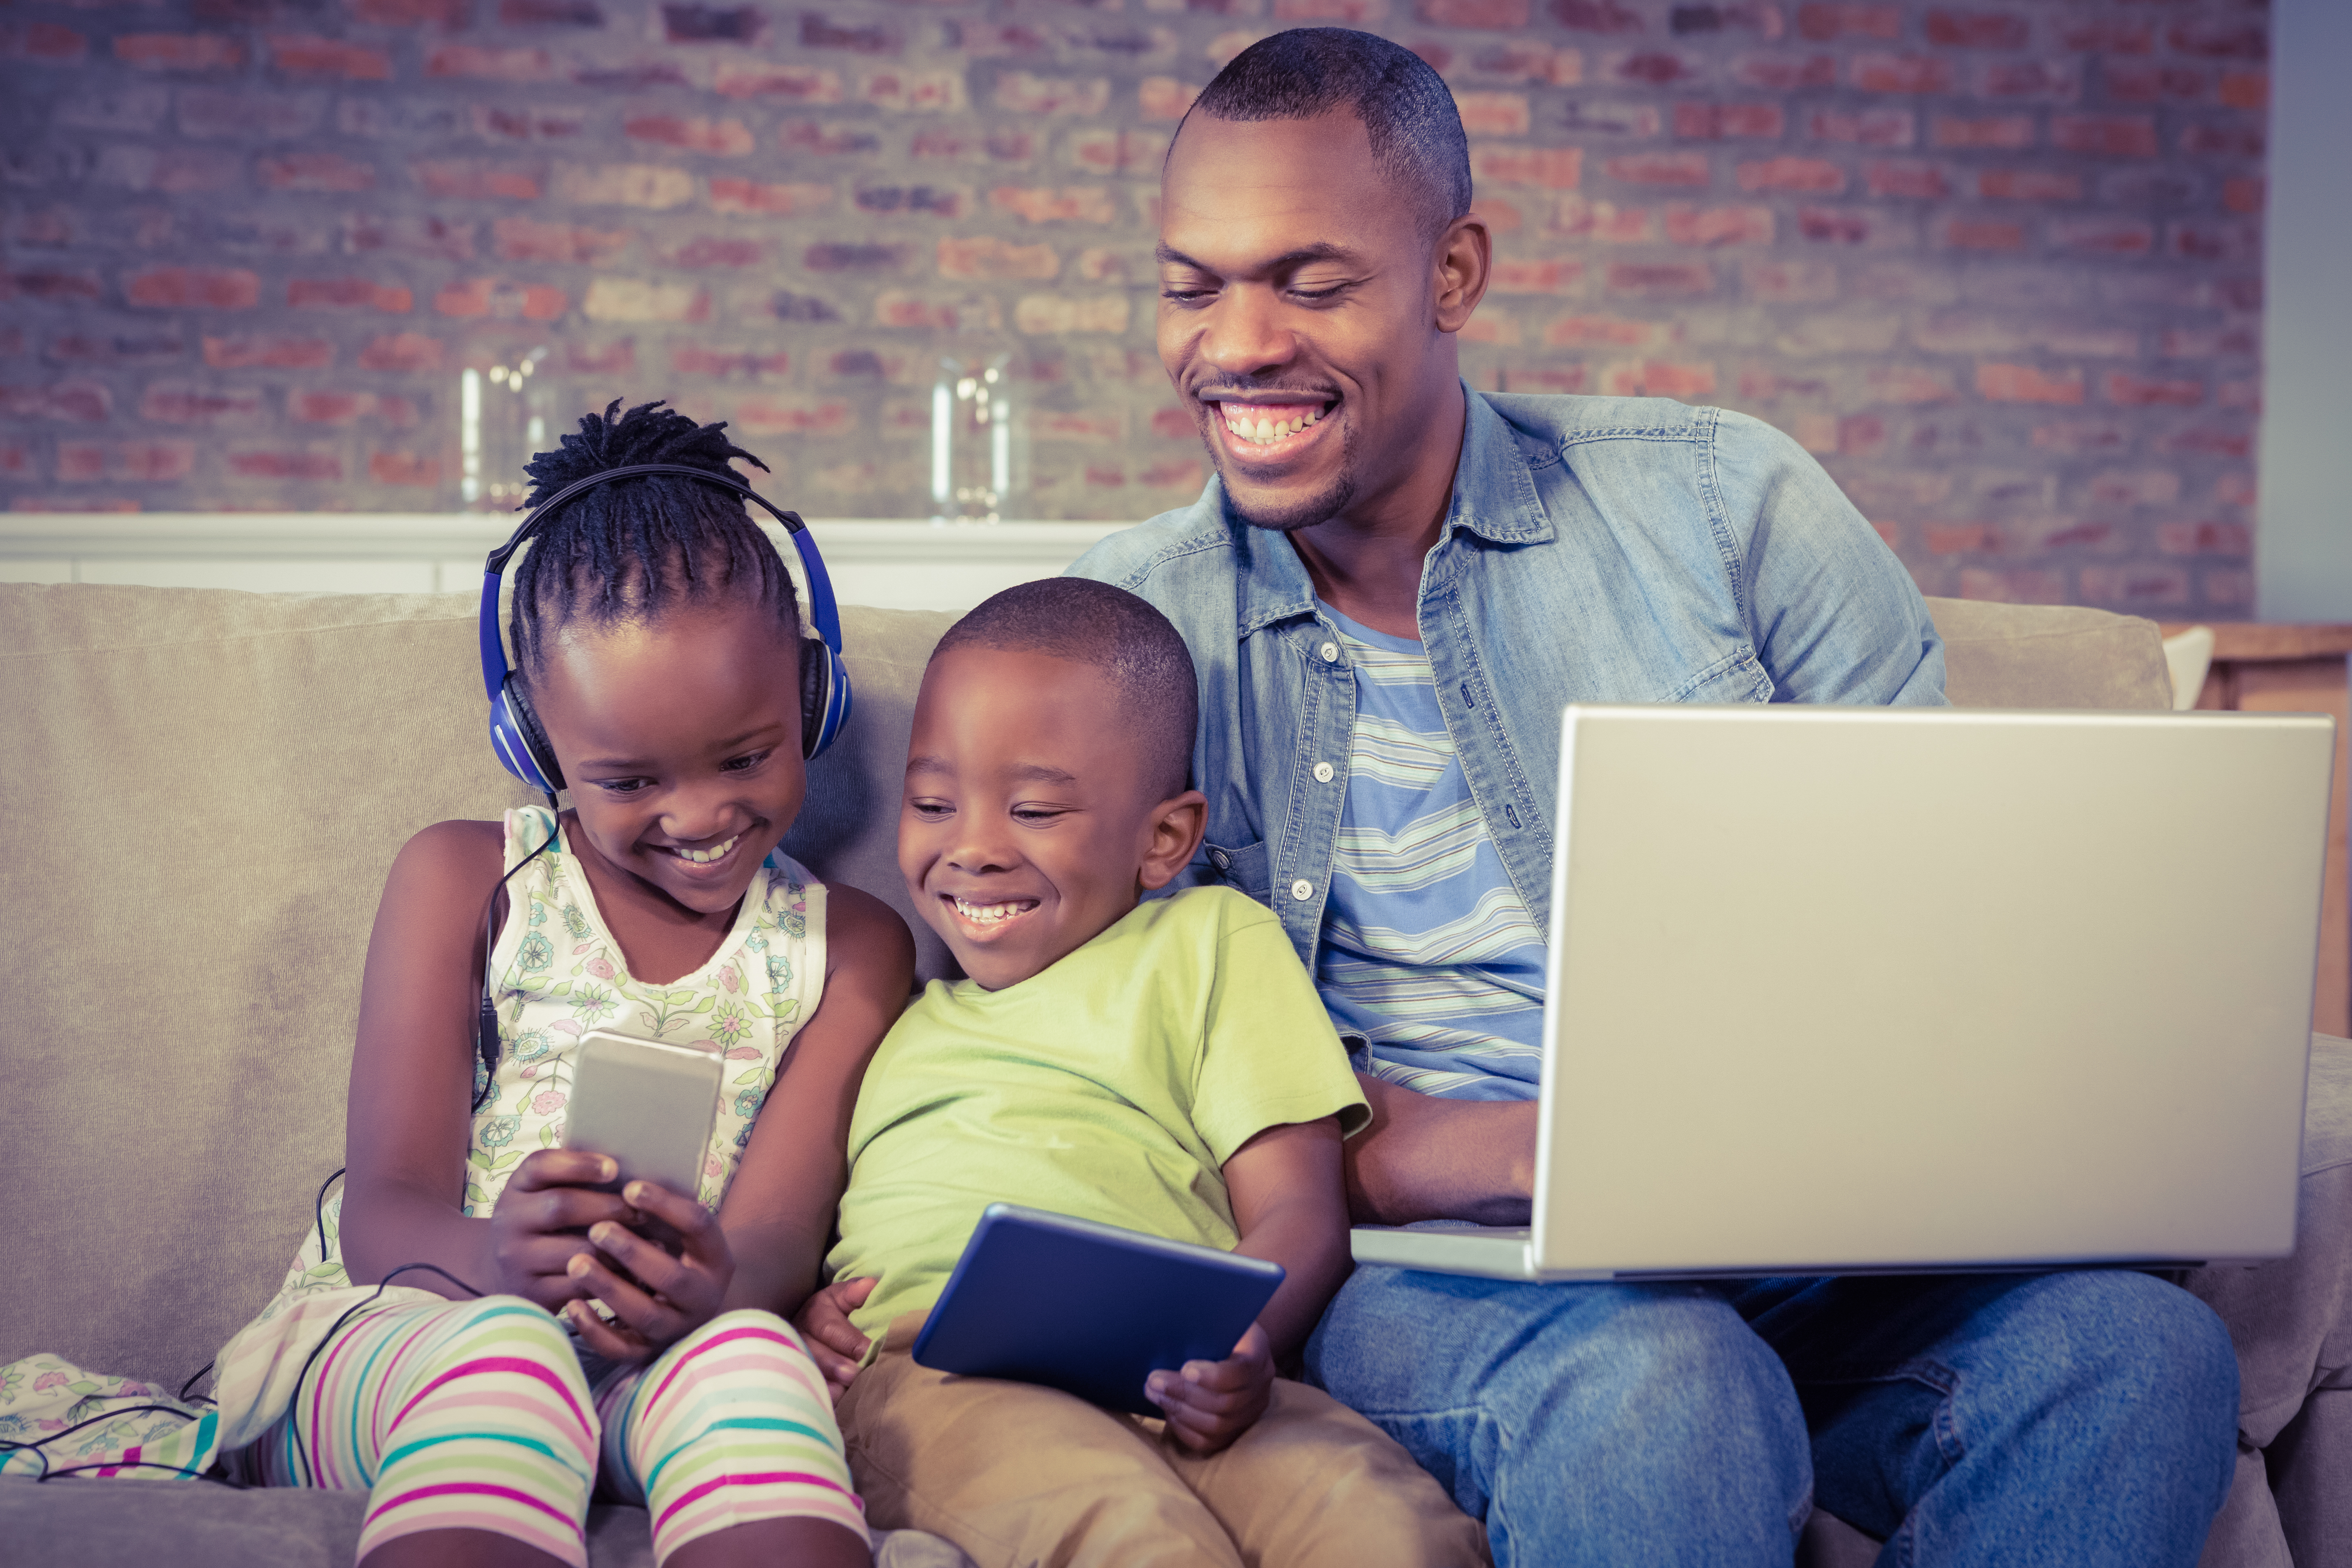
[500,675,566,793]
[799,635,829,760]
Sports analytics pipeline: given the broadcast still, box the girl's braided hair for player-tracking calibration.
[508,398,802,686]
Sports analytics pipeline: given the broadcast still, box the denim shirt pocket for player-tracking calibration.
[1203,839,1273,908]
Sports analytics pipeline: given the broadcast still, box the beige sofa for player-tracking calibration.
[0,582,2344,1567]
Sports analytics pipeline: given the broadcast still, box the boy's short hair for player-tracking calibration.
[934,579,1199,801]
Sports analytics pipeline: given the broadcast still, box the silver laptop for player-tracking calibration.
[1352,705,2331,1281]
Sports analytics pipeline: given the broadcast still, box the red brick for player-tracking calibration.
[2078,565,2188,608]
[989,187,1120,224]
[799,11,900,51]
[1796,207,1883,245]
[949,20,1052,58]
[581,278,707,323]
[176,90,323,140]
[116,33,245,71]
[356,0,470,23]
[479,217,616,266]
[938,236,1060,281]
[55,441,197,483]
[1551,0,1644,32]
[2051,115,2156,158]
[1596,360,1717,399]
[561,341,638,377]
[226,448,341,481]
[1678,102,1788,140]
[1808,108,1913,146]
[2218,71,2267,112]
[1959,568,2068,604]
[259,154,377,193]
[1149,407,1196,442]
[140,383,262,425]
[670,345,791,379]
[359,333,445,372]
[1744,259,1840,303]
[1738,156,1845,193]
[1035,412,1123,445]
[2105,373,2201,409]
[434,278,567,320]
[1605,262,1714,298]
[430,45,550,81]
[1977,363,2082,404]
[557,164,695,209]
[2178,122,2263,159]
[96,147,241,194]
[736,398,855,437]
[289,278,412,313]
[3,22,90,63]
[1456,93,1533,138]
[992,74,1107,117]
[657,235,767,269]
[778,121,883,157]
[1852,54,1953,94]
[1605,152,1711,188]
[1926,10,2027,49]
[1139,459,1205,491]
[1932,114,2033,150]
[370,451,441,488]
[1867,365,1960,404]
[2213,473,2256,509]
[1939,217,2025,251]
[1014,294,1129,334]
[202,334,333,369]
[2155,425,2252,459]
[2051,17,2149,55]
[1977,58,2079,102]
[2105,62,2205,105]
[1494,364,1592,395]
[2048,218,2153,256]
[1609,50,1703,86]
[1139,78,1200,121]
[2222,176,2264,214]
[125,267,261,310]
[1975,168,2080,201]
[1068,129,1174,177]
[1420,0,1529,25]
[626,115,755,156]
[416,161,544,201]
[2166,20,2265,61]
[1472,148,1586,189]
[268,36,393,79]
[10,212,75,249]
[855,184,971,219]
[1477,198,1527,234]
[707,178,833,217]
[1663,204,1773,246]
[1730,53,1837,91]
[808,243,914,273]
[2084,470,2181,508]
[1798,4,1898,40]
[1551,196,1653,243]
[1922,523,2001,555]
[1866,160,1948,199]
[2159,326,2257,361]
[42,329,183,366]
[713,62,843,102]
[288,390,368,425]
[2169,222,2258,264]
[1491,260,1588,295]
[9,271,102,304]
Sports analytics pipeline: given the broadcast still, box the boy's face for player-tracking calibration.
[900,644,1206,991]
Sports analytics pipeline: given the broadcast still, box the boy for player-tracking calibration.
[799,578,1486,1566]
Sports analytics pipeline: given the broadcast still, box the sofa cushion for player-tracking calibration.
[1922,596,2172,711]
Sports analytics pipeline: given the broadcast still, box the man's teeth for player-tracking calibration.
[953,896,1034,924]
[1221,405,1324,444]
[675,834,739,864]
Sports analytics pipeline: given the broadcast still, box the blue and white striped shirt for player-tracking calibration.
[1315,605,1548,1101]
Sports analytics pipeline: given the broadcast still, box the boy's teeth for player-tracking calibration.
[676,834,739,864]
[953,895,1033,924]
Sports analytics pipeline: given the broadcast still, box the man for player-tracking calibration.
[1069,27,2239,1568]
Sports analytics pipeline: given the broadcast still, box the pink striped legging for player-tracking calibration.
[230,1296,867,1567]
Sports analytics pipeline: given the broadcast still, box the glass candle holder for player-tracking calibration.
[930,349,1022,525]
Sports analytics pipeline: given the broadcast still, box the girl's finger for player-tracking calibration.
[587,1220,684,1294]
[620,1181,729,1268]
[509,1150,619,1193]
[567,1252,684,1344]
[564,1301,648,1363]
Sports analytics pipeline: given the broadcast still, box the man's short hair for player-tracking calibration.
[1186,27,1472,243]
[933,578,1200,801]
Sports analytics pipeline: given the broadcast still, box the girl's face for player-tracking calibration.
[528,599,808,918]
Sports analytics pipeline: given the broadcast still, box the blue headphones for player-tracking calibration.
[478,462,853,793]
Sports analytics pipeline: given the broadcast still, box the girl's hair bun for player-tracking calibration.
[522,398,765,504]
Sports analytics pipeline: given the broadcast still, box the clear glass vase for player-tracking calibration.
[929,349,1024,525]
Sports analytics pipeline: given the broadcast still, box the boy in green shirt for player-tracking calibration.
[796,579,1485,1566]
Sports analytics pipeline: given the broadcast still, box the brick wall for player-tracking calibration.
[0,0,2267,617]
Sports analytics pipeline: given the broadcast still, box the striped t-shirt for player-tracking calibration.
[1315,605,1547,1101]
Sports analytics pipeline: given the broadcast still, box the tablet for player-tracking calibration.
[910,1204,1285,1416]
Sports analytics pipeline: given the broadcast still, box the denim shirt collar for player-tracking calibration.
[1222,383,1555,641]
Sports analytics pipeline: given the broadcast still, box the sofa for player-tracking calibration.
[0,581,2344,1567]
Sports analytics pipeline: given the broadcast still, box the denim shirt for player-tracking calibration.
[1067,388,1946,972]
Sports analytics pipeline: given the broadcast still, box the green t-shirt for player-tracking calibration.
[828,885,1371,1338]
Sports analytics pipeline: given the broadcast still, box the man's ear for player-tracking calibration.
[1433,214,1492,335]
[1139,789,1209,892]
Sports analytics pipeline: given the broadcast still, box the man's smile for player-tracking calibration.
[1201,391,1341,465]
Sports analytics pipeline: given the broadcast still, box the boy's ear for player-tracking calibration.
[1138,790,1209,893]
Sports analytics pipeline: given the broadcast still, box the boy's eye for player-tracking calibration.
[1011,806,1067,825]
[595,777,653,796]
[908,798,953,820]
[720,749,771,775]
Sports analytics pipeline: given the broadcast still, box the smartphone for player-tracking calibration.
[560,1030,724,1207]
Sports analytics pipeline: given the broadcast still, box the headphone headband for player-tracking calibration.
[478,460,853,782]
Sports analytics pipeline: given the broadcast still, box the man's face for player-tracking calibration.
[1157,109,1457,534]
[899,645,1203,991]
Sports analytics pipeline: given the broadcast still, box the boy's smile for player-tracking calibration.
[901,644,1204,991]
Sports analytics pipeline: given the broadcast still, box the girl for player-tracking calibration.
[209,401,913,1568]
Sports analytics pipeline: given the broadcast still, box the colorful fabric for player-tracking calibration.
[0,1356,218,1482]
[229,1299,864,1567]
[827,886,1370,1339]
[1314,605,1548,1101]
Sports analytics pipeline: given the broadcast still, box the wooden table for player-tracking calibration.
[2159,623,2352,1034]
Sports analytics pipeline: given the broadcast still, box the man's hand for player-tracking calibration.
[792,1277,876,1399]
[1344,1074,1539,1227]
[557,1178,735,1364]
[1145,1321,1274,1454]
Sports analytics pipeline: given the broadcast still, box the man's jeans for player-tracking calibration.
[1303,1267,2238,1567]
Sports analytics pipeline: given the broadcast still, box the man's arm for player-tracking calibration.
[1342,1072,1538,1227]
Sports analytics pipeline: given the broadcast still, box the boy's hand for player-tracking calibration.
[792,1277,877,1399]
[1145,1321,1274,1455]
[558,1178,735,1364]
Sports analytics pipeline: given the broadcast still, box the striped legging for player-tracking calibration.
[230,1296,867,1566]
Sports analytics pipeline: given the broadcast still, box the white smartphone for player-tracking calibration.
[560,1030,724,1206]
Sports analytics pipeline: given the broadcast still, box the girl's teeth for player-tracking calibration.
[677,835,739,864]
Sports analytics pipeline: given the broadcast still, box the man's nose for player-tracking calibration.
[1196,285,1297,380]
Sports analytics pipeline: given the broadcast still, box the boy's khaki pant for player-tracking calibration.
[839,1313,1491,1568]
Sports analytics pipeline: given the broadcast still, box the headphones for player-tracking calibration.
[478,461,854,792]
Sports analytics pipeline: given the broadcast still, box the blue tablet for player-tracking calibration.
[910,1204,1285,1416]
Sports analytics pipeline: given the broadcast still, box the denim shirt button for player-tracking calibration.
[1313,762,1335,783]
[1209,847,1231,871]
[1290,879,1314,902]
[1319,641,1340,664]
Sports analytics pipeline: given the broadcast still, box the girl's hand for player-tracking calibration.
[560,1178,737,1364]
[1144,1321,1274,1455]
[487,1150,638,1310]
[791,1277,877,1399]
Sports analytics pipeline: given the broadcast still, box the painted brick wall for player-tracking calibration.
[0,0,2267,616]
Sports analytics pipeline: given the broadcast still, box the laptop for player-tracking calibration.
[1351,705,2332,1281]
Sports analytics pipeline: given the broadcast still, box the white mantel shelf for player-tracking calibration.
[0,514,1133,613]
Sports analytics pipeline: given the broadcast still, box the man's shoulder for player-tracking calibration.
[1476,390,1794,459]
[1065,487,1232,593]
